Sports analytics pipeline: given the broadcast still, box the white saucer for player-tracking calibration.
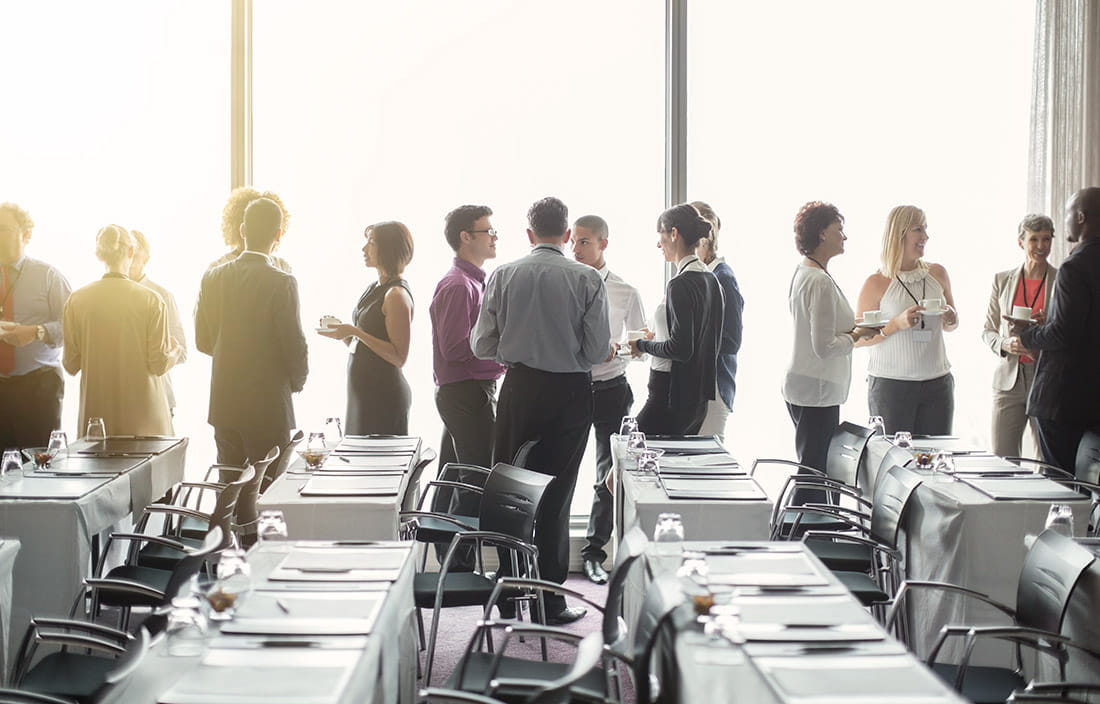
[1003,315,1037,324]
[315,326,336,333]
[921,309,945,317]
[856,320,887,329]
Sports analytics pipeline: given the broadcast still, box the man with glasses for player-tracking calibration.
[0,202,71,450]
[472,196,610,624]
[429,205,506,569]
[570,215,646,584]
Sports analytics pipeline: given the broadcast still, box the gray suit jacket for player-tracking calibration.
[981,263,1056,391]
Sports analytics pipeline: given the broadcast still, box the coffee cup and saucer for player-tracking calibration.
[920,298,946,317]
[316,315,342,333]
[1002,305,1037,325]
[856,309,887,329]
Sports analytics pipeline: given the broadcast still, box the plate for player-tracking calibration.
[1001,314,1037,324]
[315,326,336,333]
[856,320,887,329]
[921,309,945,317]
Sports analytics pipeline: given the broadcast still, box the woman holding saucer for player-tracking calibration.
[981,214,1056,457]
[856,205,959,435]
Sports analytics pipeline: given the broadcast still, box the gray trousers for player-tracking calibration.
[991,362,1039,458]
[867,373,954,436]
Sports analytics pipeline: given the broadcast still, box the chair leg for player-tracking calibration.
[415,607,425,650]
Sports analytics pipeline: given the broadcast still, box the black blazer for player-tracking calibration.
[638,269,724,412]
[1022,238,1100,425]
[195,253,309,432]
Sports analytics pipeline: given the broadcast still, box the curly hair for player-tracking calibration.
[527,197,569,239]
[793,201,843,256]
[657,204,711,247]
[220,187,289,250]
[0,202,34,233]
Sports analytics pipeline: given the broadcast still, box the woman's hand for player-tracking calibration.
[851,326,880,341]
[318,323,357,342]
[941,304,958,327]
[894,304,924,331]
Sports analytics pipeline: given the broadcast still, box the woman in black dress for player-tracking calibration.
[320,221,414,434]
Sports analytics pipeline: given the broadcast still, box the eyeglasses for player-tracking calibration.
[468,229,498,237]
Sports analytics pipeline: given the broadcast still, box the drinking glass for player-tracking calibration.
[636,448,664,476]
[257,509,289,542]
[48,430,69,459]
[893,431,912,448]
[626,431,647,455]
[619,416,639,437]
[164,595,208,656]
[1,450,22,477]
[324,417,344,442]
[85,417,107,442]
[206,549,251,621]
[932,453,955,478]
[1044,504,1075,537]
[653,512,684,556]
[868,416,886,436]
[307,431,328,452]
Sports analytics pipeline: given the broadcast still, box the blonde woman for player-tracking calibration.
[856,205,959,435]
[63,225,181,436]
[129,229,187,416]
[208,186,293,273]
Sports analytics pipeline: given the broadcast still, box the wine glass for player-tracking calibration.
[85,417,107,442]
[48,430,69,460]
[257,509,289,542]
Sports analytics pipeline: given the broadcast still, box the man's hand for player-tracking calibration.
[605,342,619,363]
[0,324,39,347]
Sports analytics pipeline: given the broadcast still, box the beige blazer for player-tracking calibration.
[981,263,1056,391]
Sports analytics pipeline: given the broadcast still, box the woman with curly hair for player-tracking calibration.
[208,186,293,273]
[783,202,876,477]
[855,205,959,435]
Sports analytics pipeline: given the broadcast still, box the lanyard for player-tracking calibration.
[0,265,24,317]
[895,275,927,329]
[1019,266,1045,309]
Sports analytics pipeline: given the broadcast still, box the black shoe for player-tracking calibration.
[546,606,587,626]
[583,558,609,585]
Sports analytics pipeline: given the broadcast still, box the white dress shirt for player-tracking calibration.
[590,264,647,382]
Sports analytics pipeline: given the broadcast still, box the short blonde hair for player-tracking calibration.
[131,229,150,256]
[220,187,289,250]
[880,205,927,279]
[96,224,135,266]
[0,202,34,233]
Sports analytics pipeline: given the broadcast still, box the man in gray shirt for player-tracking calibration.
[472,196,611,625]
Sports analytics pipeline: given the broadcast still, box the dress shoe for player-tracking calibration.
[583,558,609,585]
[545,606,587,626]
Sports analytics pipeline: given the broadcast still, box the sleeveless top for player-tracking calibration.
[350,278,412,365]
[867,267,951,381]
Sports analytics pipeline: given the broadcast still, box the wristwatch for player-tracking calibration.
[35,325,46,341]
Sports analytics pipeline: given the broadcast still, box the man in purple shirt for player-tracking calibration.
[430,205,506,565]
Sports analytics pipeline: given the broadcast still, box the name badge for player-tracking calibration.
[912,330,934,344]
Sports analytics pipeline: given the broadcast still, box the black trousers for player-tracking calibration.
[214,425,290,468]
[434,378,497,570]
[785,402,839,505]
[583,375,633,563]
[0,367,64,451]
[636,370,706,436]
[495,364,593,613]
[867,373,955,436]
[1035,416,1094,476]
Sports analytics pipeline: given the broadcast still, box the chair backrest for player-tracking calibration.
[206,465,255,546]
[1076,430,1100,484]
[427,462,489,514]
[237,445,279,527]
[632,573,687,704]
[104,626,150,684]
[826,421,874,486]
[401,446,437,511]
[511,440,541,469]
[0,688,78,704]
[163,525,226,604]
[869,464,924,548]
[260,429,305,492]
[479,463,553,543]
[604,525,648,646]
[527,631,604,704]
[1017,528,1096,633]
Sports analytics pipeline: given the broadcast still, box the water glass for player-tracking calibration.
[48,430,69,459]
[207,548,251,621]
[677,550,710,584]
[324,417,344,441]
[626,431,647,454]
[868,416,886,436]
[932,453,955,477]
[257,509,289,542]
[85,417,107,441]
[165,596,208,656]
[636,448,664,475]
[1,450,22,476]
[307,431,328,452]
[653,512,684,556]
[619,415,639,436]
[893,431,912,448]
[1045,504,1075,537]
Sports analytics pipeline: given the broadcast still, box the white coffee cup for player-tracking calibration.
[920,298,943,313]
[861,310,883,325]
[1012,305,1032,321]
[626,330,646,342]
[320,315,341,328]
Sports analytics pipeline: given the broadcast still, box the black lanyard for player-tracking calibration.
[0,264,23,317]
[805,257,844,293]
[895,275,927,329]
[1019,267,1045,309]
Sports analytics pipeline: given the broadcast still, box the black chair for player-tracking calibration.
[12,624,149,704]
[885,529,1100,704]
[404,461,492,570]
[418,690,505,704]
[511,440,540,469]
[765,471,873,540]
[445,526,648,700]
[401,446,438,511]
[83,526,225,630]
[1009,682,1100,702]
[0,690,76,704]
[613,572,689,704]
[403,463,553,682]
[205,446,280,546]
[1076,430,1100,484]
[260,429,305,492]
[826,421,874,488]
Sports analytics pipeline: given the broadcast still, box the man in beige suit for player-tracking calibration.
[981,214,1057,457]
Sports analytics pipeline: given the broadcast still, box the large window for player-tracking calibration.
[687,1,1036,461]
[253,1,665,513]
[0,2,229,463]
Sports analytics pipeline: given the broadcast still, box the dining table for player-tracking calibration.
[0,436,187,668]
[633,540,968,703]
[0,538,19,685]
[257,436,421,541]
[97,539,418,704]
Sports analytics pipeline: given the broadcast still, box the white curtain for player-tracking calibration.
[1028,0,1100,263]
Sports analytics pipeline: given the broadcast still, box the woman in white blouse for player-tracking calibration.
[783,202,876,475]
[855,205,958,435]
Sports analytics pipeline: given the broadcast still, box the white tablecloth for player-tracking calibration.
[99,540,418,704]
[0,538,19,685]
